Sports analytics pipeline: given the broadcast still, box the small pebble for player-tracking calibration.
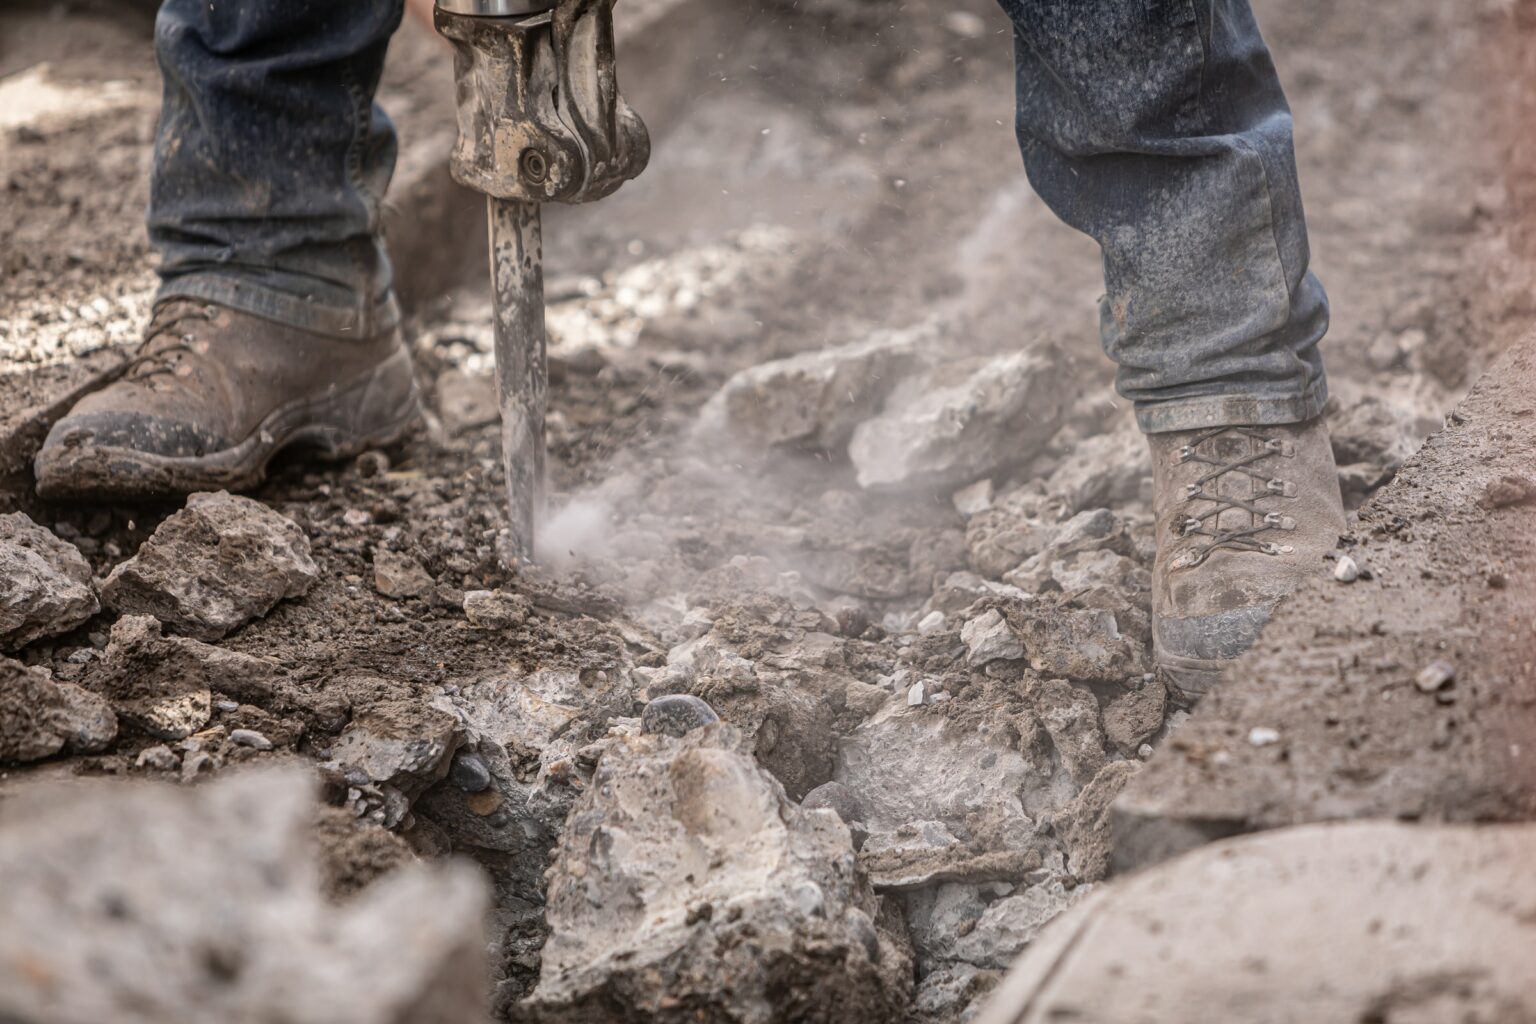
[229,729,273,751]
[342,508,373,528]
[355,450,391,478]
[1248,726,1281,747]
[916,610,946,636]
[640,694,720,738]
[135,745,180,771]
[907,681,926,707]
[1415,660,1456,693]
[450,750,493,794]
[1137,743,1154,760]
[180,750,217,782]
[1333,555,1359,583]
[215,700,239,713]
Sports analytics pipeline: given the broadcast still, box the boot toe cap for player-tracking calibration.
[40,410,229,460]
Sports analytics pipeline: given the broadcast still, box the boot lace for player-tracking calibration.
[1170,426,1298,568]
[120,303,217,388]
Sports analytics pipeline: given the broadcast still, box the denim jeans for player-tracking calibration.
[999,0,1329,432]
[147,0,1327,431]
[149,0,404,339]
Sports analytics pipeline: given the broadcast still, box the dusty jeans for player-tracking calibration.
[999,0,1329,432]
[148,0,404,339]
[148,0,1327,430]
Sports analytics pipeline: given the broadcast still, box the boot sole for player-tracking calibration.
[1156,650,1228,708]
[34,348,421,502]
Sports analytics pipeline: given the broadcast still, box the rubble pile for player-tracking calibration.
[0,769,489,1024]
[0,318,1431,1024]
[526,722,912,1023]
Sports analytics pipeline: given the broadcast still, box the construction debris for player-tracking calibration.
[0,511,99,650]
[525,722,913,1023]
[0,656,116,763]
[100,491,318,639]
[0,769,490,1024]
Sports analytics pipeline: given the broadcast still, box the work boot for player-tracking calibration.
[1148,417,1346,704]
[35,301,419,501]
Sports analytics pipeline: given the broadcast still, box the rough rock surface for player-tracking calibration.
[0,656,116,762]
[331,699,461,807]
[374,549,435,599]
[101,491,319,639]
[975,822,1536,1024]
[523,722,912,1023]
[849,350,1067,492]
[1114,335,1536,869]
[0,511,99,650]
[0,769,490,1024]
[702,322,930,451]
[87,615,273,740]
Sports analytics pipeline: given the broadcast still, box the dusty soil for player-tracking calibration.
[3,0,1536,1020]
[1114,330,1536,862]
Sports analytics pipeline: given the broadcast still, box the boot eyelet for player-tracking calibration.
[1176,445,1196,463]
[1179,517,1203,536]
[1184,483,1202,498]
[1267,478,1298,497]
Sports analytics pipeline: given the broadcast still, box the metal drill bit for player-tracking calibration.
[488,197,547,564]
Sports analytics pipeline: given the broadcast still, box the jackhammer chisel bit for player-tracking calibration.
[435,0,650,565]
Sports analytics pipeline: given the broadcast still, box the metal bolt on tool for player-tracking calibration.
[435,0,650,564]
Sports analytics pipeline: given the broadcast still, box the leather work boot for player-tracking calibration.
[1148,417,1346,704]
[35,301,419,501]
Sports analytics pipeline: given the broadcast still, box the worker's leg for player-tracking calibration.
[147,0,405,338]
[995,0,1343,703]
[36,0,418,500]
[998,0,1328,433]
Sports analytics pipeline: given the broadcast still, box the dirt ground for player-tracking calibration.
[3,0,1536,1020]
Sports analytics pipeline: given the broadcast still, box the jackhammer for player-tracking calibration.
[434,0,650,564]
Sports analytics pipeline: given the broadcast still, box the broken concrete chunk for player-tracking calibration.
[1043,425,1147,513]
[1053,760,1140,883]
[801,780,866,827]
[965,509,1056,580]
[849,349,1068,492]
[952,479,995,517]
[373,549,434,599]
[0,768,490,1024]
[462,588,530,628]
[702,322,931,451]
[914,963,995,1023]
[100,491,318,640]
[974,823,1536,1024]
[961,608,1025,666]
[1329,395,1421,474]
[1010,605,1147,683]
[0,657,116,763]
[524,724,912,1022]
[91,615,278,741]
[837,700,1044,836]
[1101,681,1167,756]
[0,512,100,651]
[949,882,1092,970]
[330,699,460,801]
[1030,678,1108,786]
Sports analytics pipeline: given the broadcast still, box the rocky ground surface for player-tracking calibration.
[3,0,1536,1021]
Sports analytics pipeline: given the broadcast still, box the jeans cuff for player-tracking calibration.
[1135,385,1328,434]
[155,274,400,340]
